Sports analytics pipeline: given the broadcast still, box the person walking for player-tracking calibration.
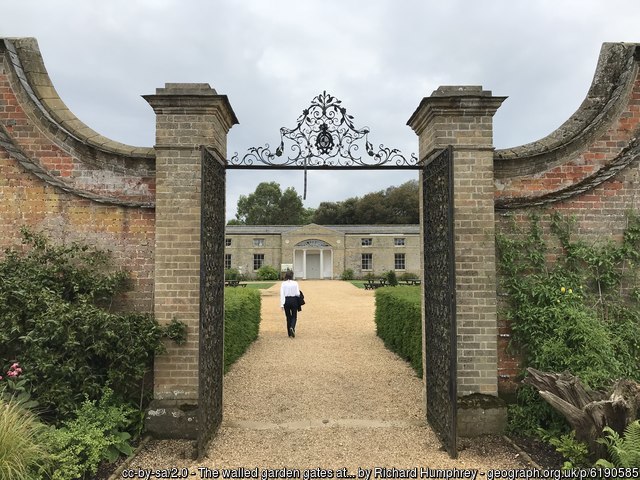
[280,270,301,338]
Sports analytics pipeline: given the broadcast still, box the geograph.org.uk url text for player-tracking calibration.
[120,466,640,480]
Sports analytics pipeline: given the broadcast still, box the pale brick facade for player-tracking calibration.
[143,83,237,409]
[225,224,421,279]
[408,86,505,397]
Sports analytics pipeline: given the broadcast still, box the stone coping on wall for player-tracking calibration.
[1,37,155,172]
[0,123,154,208]
[1,37,156,207]
[494,42,639,178]
[495,136,640,210]
[494,42,640,209]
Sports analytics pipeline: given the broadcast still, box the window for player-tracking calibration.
[394,238,405,246]
[361,238,372,246]
[395,253,406,270]
[225,238,232,247]
[361,253,372,270]
[253,238,265,247]
[224,254,232,270]
[253,254,265,270]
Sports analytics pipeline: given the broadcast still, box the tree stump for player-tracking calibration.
[523,368,640,458]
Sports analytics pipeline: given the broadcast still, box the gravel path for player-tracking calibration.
[129,281,528,473]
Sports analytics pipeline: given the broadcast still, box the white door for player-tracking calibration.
[306,253,321,279]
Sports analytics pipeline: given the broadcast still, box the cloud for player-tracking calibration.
[3,0,640,219]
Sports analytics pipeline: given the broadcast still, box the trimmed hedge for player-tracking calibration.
[374,286,422,377]
[224,288,261,372]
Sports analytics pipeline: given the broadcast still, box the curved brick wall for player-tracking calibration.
[0,38,156,311]
[493,43,640,394]
[495,42,640,209]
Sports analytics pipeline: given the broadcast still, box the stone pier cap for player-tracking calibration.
[154,82,218,95]
[431,85,493,96]
[143,82,239,129]
[407,85,507,137]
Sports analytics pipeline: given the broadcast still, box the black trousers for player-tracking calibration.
[284,296,298,333]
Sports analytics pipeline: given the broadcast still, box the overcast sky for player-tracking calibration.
[3,0,640,220]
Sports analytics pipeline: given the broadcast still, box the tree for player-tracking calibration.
[386,180,420,224]
[356,191,390,224]
[233,182,308,225]
[313,201,344,224]
[309,180,419,225]
[278,187,307,224]
[232,180,419,226]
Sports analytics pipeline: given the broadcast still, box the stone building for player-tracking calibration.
[225,223,421,279]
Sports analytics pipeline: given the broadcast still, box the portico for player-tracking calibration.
[294,239,334,279]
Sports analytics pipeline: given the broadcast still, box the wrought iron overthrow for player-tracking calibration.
[229,91,418,169]
[422,146,457,459]
[228,91,419,198]
[197,146,226,459]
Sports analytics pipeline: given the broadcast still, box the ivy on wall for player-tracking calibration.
[496,211,640,433]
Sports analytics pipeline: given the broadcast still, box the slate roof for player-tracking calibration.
[224,224,420,235]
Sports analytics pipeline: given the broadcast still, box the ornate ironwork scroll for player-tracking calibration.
[422,146,457,459]
[229,91,418,169]
[197,146,226,459]
[229,91,418,198]
[295,239,332,248]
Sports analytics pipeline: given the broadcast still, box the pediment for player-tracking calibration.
[283,223,342,237]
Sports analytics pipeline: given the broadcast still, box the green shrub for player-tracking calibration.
[0,228,129,361]
[374,286,422,376]
[383,270,399,286]
[164,317,188,345]
[6,294,164,418]
[340,269,355,280]
[543,431,590,468]
[0,229,171,419]
[497,212,640,435]
[224,288,261,372]
[256,265,279,281]
[507,386,565,436]
[225,268,242,281]
[362,272,377,281]
[0,399,50,480]
[43,388,135,480]
[398,272,419,281]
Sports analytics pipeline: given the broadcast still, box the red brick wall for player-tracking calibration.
[0,38,156,312]
[493,43,640,396]
[0,150,156,310]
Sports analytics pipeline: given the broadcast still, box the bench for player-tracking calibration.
[224,280,247,287]
[364,279,386,290]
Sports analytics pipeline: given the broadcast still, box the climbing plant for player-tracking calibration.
[496,211,640,434]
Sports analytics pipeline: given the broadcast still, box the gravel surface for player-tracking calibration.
[128,281,529,473]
